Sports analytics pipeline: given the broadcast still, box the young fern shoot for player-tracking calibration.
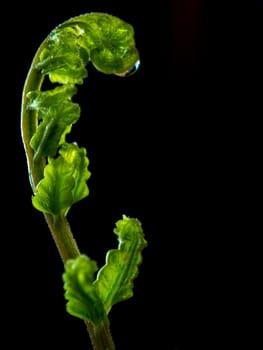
[20,13,147,350]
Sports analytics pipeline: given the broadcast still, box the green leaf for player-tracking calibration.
[32,156,75,215]
[94,215,147,314]
[27,85,80,159]
[32,143,91,215]
[36,28,89,85]
[84,13,140,75]
[63,255,108,325]
[59,143,91,204]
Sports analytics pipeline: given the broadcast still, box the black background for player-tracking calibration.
[3,1,262,349]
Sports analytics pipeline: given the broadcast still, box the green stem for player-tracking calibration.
[98,322,116,350]
[45,213,80,262]
[20,40,46,191]
[86,321,116,350]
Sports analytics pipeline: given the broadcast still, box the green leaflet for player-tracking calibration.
[32,143,91,216]
[27,85,80,160]
[63,255,107,325]
[59,143,91,204]
[63,215,147,321]
[94,215,147,314]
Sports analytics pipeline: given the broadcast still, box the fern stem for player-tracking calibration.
[20,40,47,191]
[89,321,116,350]
[44,213,80,262]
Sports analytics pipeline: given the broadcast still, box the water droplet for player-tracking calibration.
[116,60,140,77]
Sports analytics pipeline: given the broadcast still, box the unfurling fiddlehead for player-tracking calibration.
[20,12,146,350]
